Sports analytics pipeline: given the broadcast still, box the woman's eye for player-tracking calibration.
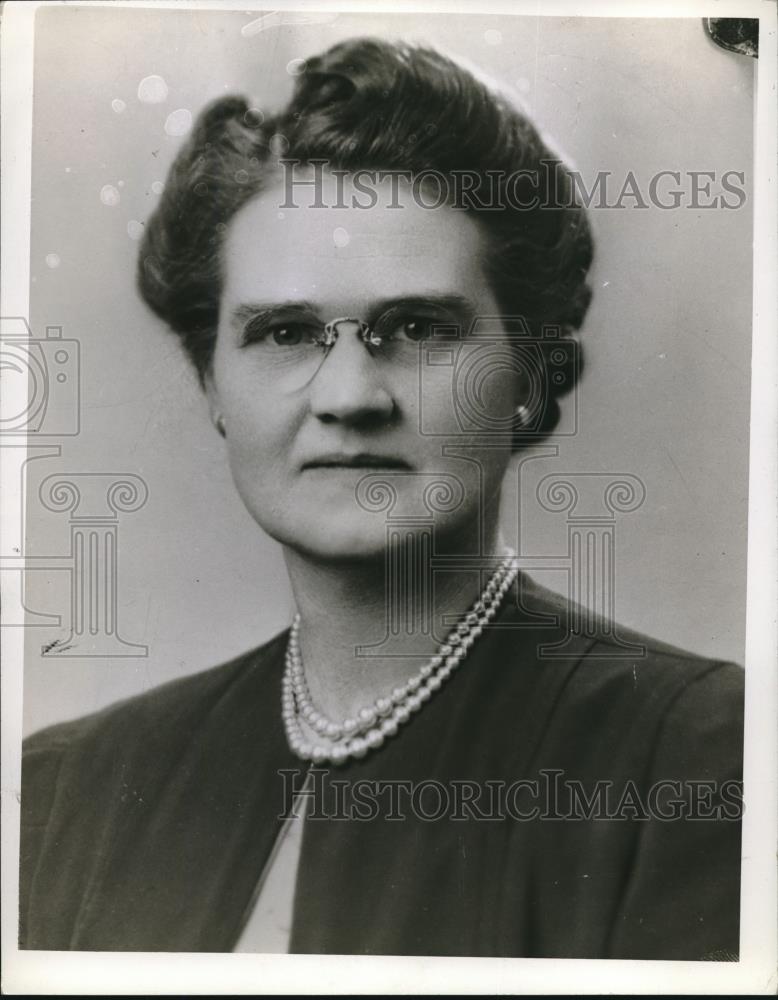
[241,316,319,348]
[402,319,430,342]
[390,317,441,342]
[383,315,462,343]
[272,325,307,346]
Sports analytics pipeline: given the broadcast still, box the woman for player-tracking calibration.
[19,37,743,959]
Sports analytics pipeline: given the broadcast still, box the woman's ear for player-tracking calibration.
[511,364,533,413]
[509,365,540,452]
[203,371,227,438]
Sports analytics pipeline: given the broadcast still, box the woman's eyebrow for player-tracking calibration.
[366,294,476,325]
[229,300,319,330]
[228,294,476,332]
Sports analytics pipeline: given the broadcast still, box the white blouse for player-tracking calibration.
[232,786,309,952]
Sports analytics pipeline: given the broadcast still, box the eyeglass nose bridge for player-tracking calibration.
[318,317,382,349]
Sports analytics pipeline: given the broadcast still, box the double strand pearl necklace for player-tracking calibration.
[282,550,519,766]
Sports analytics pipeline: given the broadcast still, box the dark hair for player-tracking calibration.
[137,37,593,434]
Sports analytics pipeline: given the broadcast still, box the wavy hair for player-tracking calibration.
[137,37,594,434]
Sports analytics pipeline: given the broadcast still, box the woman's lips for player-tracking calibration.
[301,453,411,470]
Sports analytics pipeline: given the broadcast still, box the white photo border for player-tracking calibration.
[1,0,776,993]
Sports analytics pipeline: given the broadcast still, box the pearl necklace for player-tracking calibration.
[282,550,519,766]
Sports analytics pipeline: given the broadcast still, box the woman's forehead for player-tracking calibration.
[220,172,495,313]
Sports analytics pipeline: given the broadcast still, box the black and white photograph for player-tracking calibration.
[1,0,776,994]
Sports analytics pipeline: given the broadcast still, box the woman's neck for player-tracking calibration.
[282,528,506,722]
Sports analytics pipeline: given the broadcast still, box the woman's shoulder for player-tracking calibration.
[516,573,743,682]
[22,628,289,771]
[508,573,744,740]
[19,629,292,949]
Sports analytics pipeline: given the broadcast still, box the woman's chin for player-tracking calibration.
[265,514,483,566]
[265,518,395,564]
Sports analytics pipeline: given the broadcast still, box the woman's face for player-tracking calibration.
[206,171,522,561]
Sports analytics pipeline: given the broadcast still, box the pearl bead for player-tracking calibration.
[380,717,399,737]
[330,744,349,766]
[282,551,516,765]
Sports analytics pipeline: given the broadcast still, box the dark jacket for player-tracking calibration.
[19,577,743,958]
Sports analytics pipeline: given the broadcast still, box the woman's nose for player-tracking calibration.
[308,323,396,425]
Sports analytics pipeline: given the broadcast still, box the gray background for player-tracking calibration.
[22,7,753,735]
